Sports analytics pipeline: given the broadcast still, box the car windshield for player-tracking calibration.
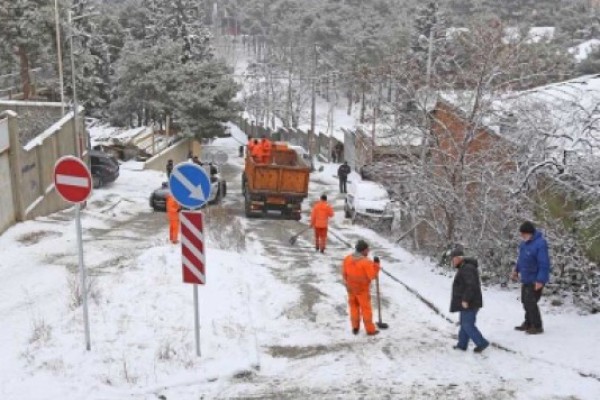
[356,185,389,201]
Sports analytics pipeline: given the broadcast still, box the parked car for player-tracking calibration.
[90,150,119,188]
[150,167,227,211]
[344,180,394,227]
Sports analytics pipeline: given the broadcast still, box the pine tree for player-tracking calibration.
[0,0,56,98]
[111,0,239,137]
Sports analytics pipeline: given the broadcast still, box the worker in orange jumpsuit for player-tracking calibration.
[166,193,181,244]
[250,139,262,162]
[343,240,381,336]
[311,194,334,253]
[260,137,273,164]
[247,136,255,157]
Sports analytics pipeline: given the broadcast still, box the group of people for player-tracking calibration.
[310,195,551,350]
[168,149,552,351]
[247,136,273,164]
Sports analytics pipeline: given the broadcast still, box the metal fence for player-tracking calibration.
[236,117,344,162]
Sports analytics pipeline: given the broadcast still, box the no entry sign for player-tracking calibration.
[181,211,206,285]
[54,156,92,203]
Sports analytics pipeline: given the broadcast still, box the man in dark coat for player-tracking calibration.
[166,159,173,178]
[337,161,351,193]
[449,247,489,353]
[511,221,551,335]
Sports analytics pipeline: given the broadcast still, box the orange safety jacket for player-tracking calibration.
[311,200,334,228]
[261,139,273,156]
[342,253,380,294]
[166,195,180,218]
[251,141,262,159]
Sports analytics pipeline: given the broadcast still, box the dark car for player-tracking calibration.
[150,182,170,211]
[150,172,227,212]
[90,150,119,188]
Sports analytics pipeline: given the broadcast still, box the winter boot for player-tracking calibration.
[526,327,544,335]
[367,330,380,336]
[514,323,529,331]
[352,328,359,335]
[474,343,489,353]
[453,345,466,351]
[320,248,325,254]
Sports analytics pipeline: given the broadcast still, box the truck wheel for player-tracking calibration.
[222,181,227,197]
[244,186,255,218]
[344,205,351,219]
[93,175,103,189]
[241,174,247,195]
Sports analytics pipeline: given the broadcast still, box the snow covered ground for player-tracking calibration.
[2,126,600,399]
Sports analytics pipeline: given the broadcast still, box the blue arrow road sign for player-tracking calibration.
[169,162,213,209]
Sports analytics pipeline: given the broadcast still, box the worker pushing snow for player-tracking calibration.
[343,240,381,336]
[310,194,334,253]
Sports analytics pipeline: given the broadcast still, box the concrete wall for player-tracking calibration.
[144,138,194,173]
[0,101,65,146]
[0,105,87,234]
[0,115,15,233]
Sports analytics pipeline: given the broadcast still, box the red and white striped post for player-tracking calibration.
[180,211,206,357]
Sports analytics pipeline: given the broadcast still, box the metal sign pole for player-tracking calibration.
[193,284,201,357]
[76,203,91,351]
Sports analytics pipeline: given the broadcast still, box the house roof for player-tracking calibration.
[427,75,600,160]
[497,74,600,159]
[569,39,600,63]
[502,26,556,45]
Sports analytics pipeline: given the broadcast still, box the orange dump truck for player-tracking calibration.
[242,142,311,220]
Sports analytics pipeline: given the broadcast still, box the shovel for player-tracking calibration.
[289,227,311,245]
[375,276,389,329]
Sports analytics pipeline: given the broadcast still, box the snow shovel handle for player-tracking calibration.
[376,276,383,322]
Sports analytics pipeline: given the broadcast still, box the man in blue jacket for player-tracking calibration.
[511,221,551,335]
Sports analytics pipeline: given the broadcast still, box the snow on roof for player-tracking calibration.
[503,26,556,45]
[372,125,422,147]
[526,27,556,44]
[352,180,389,200]
[499,74,600,158]
[446,27,469,41]
[88,123,150,145]
[569,39,600,63]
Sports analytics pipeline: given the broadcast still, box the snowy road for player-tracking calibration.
[1,142,599,399]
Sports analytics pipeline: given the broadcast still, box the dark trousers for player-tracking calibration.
[457,309,489,349]
[339,177,347,193]
[521,284,543,329]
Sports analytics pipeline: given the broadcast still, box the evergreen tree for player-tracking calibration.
[0,0,56,98]
[111,1,239,138]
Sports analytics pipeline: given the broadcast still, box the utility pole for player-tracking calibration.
[54,0,65,115]
[310,45,318,157]
[68,11,98,160]
[68,10,81,158]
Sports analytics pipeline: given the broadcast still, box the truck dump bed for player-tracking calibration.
[243,145,310,219]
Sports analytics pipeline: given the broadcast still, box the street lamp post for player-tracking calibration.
[68,10,82,158]
[54,0,65,115]
[67,11,98,161]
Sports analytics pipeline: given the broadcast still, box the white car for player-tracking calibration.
[344,180,394,225]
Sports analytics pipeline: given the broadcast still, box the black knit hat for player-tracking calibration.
[449,245,464,258]
[356,240,369,252]
[519,221,536,234]
[321,194,327,201]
